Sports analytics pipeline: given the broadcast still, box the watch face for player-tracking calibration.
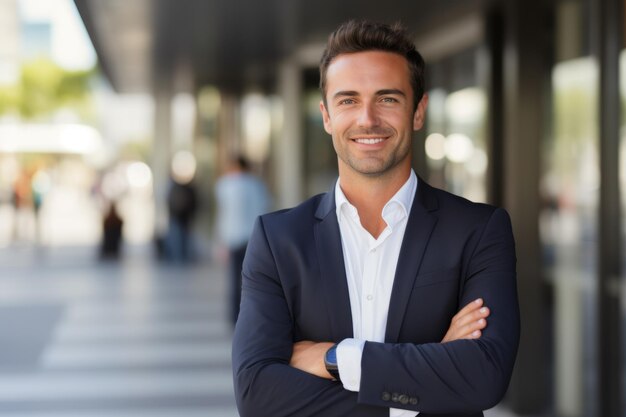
[324,344,340,381]
[325,345,337,365]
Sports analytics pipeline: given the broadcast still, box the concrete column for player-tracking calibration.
[216,93,241,174]
[275,59,303,209]
[595,0,623,415]
[499,0,550,413]
[152,88,172,238]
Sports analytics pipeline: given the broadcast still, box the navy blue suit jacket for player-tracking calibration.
[232,178,520,416]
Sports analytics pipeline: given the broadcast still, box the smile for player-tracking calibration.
[352,138,386,144]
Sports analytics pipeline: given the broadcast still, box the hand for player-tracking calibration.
[441,298,490,343]
[290,341,335,379]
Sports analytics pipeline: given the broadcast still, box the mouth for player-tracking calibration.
[351,137,387,145]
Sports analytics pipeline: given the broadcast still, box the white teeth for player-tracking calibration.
[354,138,384,144]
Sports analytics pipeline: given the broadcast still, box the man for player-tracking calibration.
[215,155,271,325]
[232,20,519,417]
[166,169,198,262]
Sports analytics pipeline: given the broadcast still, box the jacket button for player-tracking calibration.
[391,392,399,403]
[399,394,409,405]
[409,396,418,405]
[382,392,391,401]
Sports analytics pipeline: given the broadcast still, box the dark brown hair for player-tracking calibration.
[319,20,425,111]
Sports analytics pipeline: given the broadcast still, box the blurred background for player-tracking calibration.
[0,0,624,416]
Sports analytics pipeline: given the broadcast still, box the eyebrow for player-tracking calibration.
[332,90,359,100]
[376,89,406,97]
[332,89,406,100]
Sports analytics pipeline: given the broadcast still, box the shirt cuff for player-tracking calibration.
[390,408,419,417]
[336,338,365,392]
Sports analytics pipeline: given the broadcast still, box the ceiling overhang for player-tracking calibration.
[74,0,485,94]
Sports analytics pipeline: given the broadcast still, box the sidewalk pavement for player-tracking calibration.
[0,243,238,417]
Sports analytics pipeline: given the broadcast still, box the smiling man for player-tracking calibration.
[232,20,520,417]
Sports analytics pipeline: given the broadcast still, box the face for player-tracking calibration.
[320,50,428,179]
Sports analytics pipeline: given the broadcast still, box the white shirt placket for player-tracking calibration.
[362,235,380,341]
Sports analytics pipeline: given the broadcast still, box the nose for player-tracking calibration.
[356,102,380,128]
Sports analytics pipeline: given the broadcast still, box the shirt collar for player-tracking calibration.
[383,169,417,222]
[335,180,357,222]
[334,169,418,225]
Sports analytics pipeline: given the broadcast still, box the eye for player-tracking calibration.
[338,98,356,105]
[381,97,399,103]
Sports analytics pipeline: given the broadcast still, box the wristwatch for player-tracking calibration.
[324,343,341,381]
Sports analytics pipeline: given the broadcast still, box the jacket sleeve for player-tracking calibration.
[357,208,520,414]
[231,217,384,417]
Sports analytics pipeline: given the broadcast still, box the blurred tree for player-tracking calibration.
[0,58,96,119]
[0,85,20,115]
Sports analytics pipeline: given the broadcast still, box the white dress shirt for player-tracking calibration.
[334,170,419,417]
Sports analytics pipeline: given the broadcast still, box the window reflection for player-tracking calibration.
[544,56,599,417]
[425,87,488,202]
[303,87,337,197]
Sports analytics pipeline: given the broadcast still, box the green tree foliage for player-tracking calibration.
[0,58,96,119]
[0,84,20,115]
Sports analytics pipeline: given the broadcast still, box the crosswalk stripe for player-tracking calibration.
[42,341,232,369]
[63,301,224,322]
[0,370,233,401]
[0,407,239,417]
[53,320,229,342]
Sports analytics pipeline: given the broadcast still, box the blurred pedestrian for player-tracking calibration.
[215,155,271,326]
[100,201,123,259]
[11,170,34,242]
[31,168,51,244]
[166,151,199,263]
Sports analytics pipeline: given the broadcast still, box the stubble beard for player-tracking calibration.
[337,138,411,178]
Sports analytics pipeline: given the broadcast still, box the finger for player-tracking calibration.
[457,312,489,336]
[452,306,490,330]
[453,298,483,322]
[442,322,483,343]
[468,329,482,339]
[456,317,488,339]
[447,312,489,340]
[451,299,484,326]
[442,300,490,343]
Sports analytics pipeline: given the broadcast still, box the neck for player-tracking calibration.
[339,165,411,238]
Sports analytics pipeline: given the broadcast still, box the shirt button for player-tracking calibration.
[371,247,376,253]
[366,294,373,301]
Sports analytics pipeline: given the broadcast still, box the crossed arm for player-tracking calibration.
[233,208,519,417]
[290,298,491,379]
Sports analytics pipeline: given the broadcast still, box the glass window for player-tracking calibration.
[424,48,488,203]
[544,32,599,417]
[542,1,602,414]
[540,0,600,410]
[302,67,337,198]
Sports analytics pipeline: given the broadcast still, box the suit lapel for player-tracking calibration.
[385,178,438,343]
[314,185,354,341]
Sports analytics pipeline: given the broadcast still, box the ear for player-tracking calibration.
[413,94,429,131]
[319,100,333,135]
